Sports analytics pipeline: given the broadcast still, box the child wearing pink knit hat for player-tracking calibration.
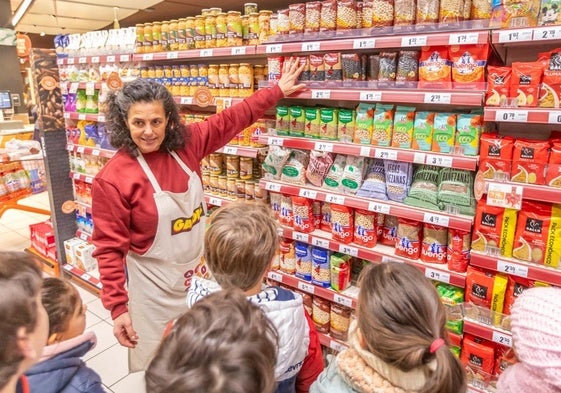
[497,286,561,393]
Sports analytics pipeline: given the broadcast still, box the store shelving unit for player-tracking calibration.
[133,45,257,62]
[63,112,106,123]
[484,107,561,125]
[63,262,102,292]
[67,144,116,159]
[57,54,132,65]
[483,179,561,204]
[463,318,513,348]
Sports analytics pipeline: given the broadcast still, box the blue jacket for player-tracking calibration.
[25,332,106,393]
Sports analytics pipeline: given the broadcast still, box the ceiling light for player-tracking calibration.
[40,32,45,36]
[11,0,35,27]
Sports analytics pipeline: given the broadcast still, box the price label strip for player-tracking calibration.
[401,35,427,47]
[533,27,561,41]
[330,340,347,352]
[425,268,451,284]
[166,51,179,59]
[119,55,130,62]
[299,189,317,199]
[359,91,382,102]
[498,29,533,43]
[426,154,453,168]
[314,142,334,152]
[142,53,154,61]
[423,212,450,227]
[339,244,359,257]
[293,231,309,243]
[374,148,397,161]
[368,202,390,215]
[264,182,282,192]
[312,237,330,249]
[353,38,376,49]
[492,330,513,347]
[268,137,284,146]
[333,294,354,308]
[449,33,479,45]
[208,197,223,206]
[266,44,283,53]
[325,193,345,205]
[495,109,529,123]
[301,41,321,52]
[487,182,523,210]
[424,93,451,105]
[298,281,315,294]
[311,90,331,100]
[200,49,214,57]
[180,96,193,105]
[106,55,116,63]
[497,260,528,278]
[549,111,561,124]
[223,146,238,155]
[268,271,283,282]
[231,46,247,55]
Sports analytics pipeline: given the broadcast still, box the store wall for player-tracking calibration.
[0,0,26,113]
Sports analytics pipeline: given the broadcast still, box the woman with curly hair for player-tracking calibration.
[91,58,305,372]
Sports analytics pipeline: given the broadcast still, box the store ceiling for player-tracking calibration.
[10,0,290,36]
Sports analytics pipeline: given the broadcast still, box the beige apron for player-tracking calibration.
[127,151,206,372]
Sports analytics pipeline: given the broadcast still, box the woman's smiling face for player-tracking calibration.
[126,101,168,154]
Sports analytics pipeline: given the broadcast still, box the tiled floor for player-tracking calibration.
[0,192,146,393]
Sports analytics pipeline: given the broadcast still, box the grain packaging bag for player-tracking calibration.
[472,197,518,257]
[395,218,423,259]
[421,224,448,264]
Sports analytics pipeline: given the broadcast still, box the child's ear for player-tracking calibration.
[16,327,38,360]
[47,332,61,345]
[356,327,367,349]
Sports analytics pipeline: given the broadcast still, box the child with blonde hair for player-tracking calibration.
[187,202,324,393]
[25,278,105,393]
[311,262,466,393]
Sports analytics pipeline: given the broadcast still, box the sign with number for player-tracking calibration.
[330,340,347,352]
[106,55,116,63]
[67,58,75,65]
[200,49,214,57]
[92,149,100,156]
[298,281,315,294]
[424,93,452,105]
[325,193,345,204]
[359,91,382,102]
[299,189,317,199]
[426,154,453,167]
[301,41,321,51]
[497,260,529,278]
[374,148,397,161]
[81,273,91,281]
[339,244,359,257]
[449,33,479,45]
[64,264,73,271]
[119,55,129,62]
[223,146,238,155]
[265,182,281,192]
[311,90,331,99]
[231,46,246,55]
[423,212,450,227]
[498,29,533,43]
[293,231,309,243]
[548,111,561,124]
[314,142,333,152]
[79,232,88,241]
[208,197,223,206]
[492,331,513,347]
[91,56,100,63]
[166,51,179,59]
[77,57,86,65]
[425,268,451,284]
[78,114,87,120]
[265,44,283,53]
[353,38,375,49]
[77,146,85,153]
[495,109,529,123]
[180,96,193,105]
[268,271,283,282]
[312,237,330,249]
[487,182,523,210]
[533,27,561,41]
[401,35,427,47]
[333,294,353,308]
[368,202,390,215]
[360,146,371,157]
[268,137,284,146]
[142,53,154,61]
[98,115,105,123]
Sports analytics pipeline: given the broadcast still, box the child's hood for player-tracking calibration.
[39,331,97,362]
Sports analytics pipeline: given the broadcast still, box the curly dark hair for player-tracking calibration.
[105,78,189,156]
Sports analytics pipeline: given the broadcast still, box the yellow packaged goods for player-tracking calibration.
[472,198,518,257]
[490,0,541,28]
[439,0,465,22]
[471,0,491,19]
[450,44,490,89]
[466,266,508,325]
[394,0,416,25]
[258,10,273,43]
[320,0,337,31]
[305,2,321,32]
[417,0,440,24]
[371,104,395,147]
[289,3,306,34]
[337,0,358,29]
[419,46,452,89]
[512,201,561,267]
[392,106,415,149]
[372,0,395,27]
[215,13,227,47]
[354,103,375,145]
[227,11,243,46]
[194,16,206,49]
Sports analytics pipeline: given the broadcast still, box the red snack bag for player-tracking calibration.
[447,228,471,273]
[503,275,532,315]
[395,218,422,260]
[353,209,377,247]
[461,333,496,375]
[511,139,550,184]
[547,141,561,187]
[381,214,398,246]
[292,196,315,233]
[450,44,489,90]
[419,46,452,89]
[321,202,332,232]
[486,66,511,106]
[479,133,515,180]
[510,61,544,107]
[465,266,507,312]
[331,204,353,244]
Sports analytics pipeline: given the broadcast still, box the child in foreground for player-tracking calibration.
[145,288,278,393]
[497,286,561,393]
[25,278,105,393]
[187,202,324,393]
[0,251,48,393]
[311,262,466,393]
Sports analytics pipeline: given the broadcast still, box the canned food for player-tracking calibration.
[168,20,179,51]
[135,24,144,53]
[152,22,162,52]
[248,13,260,45]
[244,2,258,15]
[227,11,243,47]
[289,3,305,34]
[254,182,266,200]
[258,10,272,43]
[160,21,170,51]
[215,13,228,47]
[218,64,230,97]
[185,17,196,49]
[143,23,153,52]
[209,153,223,175]
[229,63,240,97]
[277,9,290,35]
[226,155,240,178]
[240,157,253,180]
[194,15,206,49]
[205,15,217,48]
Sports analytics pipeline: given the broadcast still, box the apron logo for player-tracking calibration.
[171,203,205,235]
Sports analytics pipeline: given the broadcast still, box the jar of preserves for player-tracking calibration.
[235,179,246,200]
[228,64,240,97]
[218,64,230,97]
[244,2,258,15]
[168,20,179,50]
[258,10,272,43]
[147,66,156,79]
[208,64,219,94]
[239,157,253,180]
[227,11,243,47]
[209,7,222,15]
[226,155,240,178]
[201,155,210,174]
[135,24,144,53]
[201,8,210,16]
[155,65,164,78]
[209,153,223,175]
[172,65,181,78]
[152,21,162,52]
[238,63,253,96]
[177,18,187,50]
[244,180,255,201]
[248,13,260,45]
[227,178,236,198]
[160,21,170,51]
[189,64,199,78]
[277,9,289,35]
[218,175,228,196]
[194,15,206,49]
[253,64,266,88]
[140,67,149,79]
[198,64,209,78]
[205,14,217,48]
[180,65,190,78]
[242,15,250,43]
[215,12,228,47]
[180,79,189,96]
[143,23,153,52]
[209,174,219,194]
[185,17,196,49]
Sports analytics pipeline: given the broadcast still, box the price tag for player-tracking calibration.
[92,149,100,156]
[73,172,81,180]
[85,82,95,96]
[487,182,523,210]
[142,53,154,61]
[497,260,529,278]
[368,202,391,215]
[78,57,87,64]
[97,115,105,122]
[298,281,315,294]
[106,55,116,63]
[492,331,513,347]
[79,232,88,241]
[425,268,451,284]
[325,193,345,205]
[299,189,318,199]
[57,58,64,65]
[208,196,223,206]
[330,340,347,352]
[426,154,453,167]
[180,96,193,105]
[268,271,283,282]
[401,35,427,47]
[78,114,87,120]
[166,51,179,59]
[498,29,533,43]
[85,176,93,184]
[414,152,426,164]
[311,90,331,99]
[449,33,479,45]
[339,244,359,257]
[69,82,79,94]
[119,54,130,62]
[301,41,321,52]
[265,44,283,53]
[353,38,376,49]
[333,294,353,308]
[374,148,397,161]
[495,109,529,123]
[67,58,75,65]
[81,273,91,281]
[223,146,238,155]
[293,231,309,243]
[381,256,399,263]
[533,27,561,41]
[312,237,330,249]
[64,112,70,119]
[314,141,333,152]
[200,49,214,57]
[268,137,284,146]
[76,146,85,153]
[548,111,561,124]
[359,91,382,101]
[91,56,100,63]
[231,46,247,55]
[424,93,451,105]
[423,212,450,227]
[360,146,371,156]
[64,263,73,271]
[265,182,282,192]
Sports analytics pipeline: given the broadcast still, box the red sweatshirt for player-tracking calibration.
[91,85,283,319]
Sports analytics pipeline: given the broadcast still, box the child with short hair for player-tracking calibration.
[0,251,48,393]
[497,286,561,393]
[146,288,278,393]
[25,278,106,393]
[311,262,466,393]
[187,202,324,393]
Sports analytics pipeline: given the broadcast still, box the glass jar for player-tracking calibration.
[244,2,258,15]
[244,180,255,201]
[226,155,240,178]
[172,65,181,78]
[242,15,250,43]
[168,20,179,50]
[135,24,144,53]
[180,64,190,78]
[248,13,260,45]
[228,64,240,98]
[194,15,206,49]
[227,11,243,47]
[227,178,236,198]
[215,12,228,47]
[152,22,162,52]
[209,7,222,15]
[235,179,246,200]
[253,64,266,88]
[218,175,228,197]
[143,23,153,52]
[270,15,278,35]
[209,153,223,175]
[205,15,217,48]
[209,174,219,194]
[160,21,170,51]
[239,157,253,180]
[218,64,230,97]
[185,17,196,49]
[258,10,273,43]
[177,18,187,50]
[208,64,219,95]
[238,63,253,96]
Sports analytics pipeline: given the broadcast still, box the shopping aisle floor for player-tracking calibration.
[0,192,146,393]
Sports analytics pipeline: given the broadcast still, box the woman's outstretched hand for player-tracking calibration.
[277,57,307,97]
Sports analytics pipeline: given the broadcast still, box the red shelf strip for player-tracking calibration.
[70,172,95,184]
[484,107,561,125]
[76,229,93,243]
[317,332,348,352]
[484,180,561,205]
[63,263,102,290]
[132,46,256,62]
[57,54,132,65]
[463,319,513,347]
[64,112,106,122]
[67,144,116,159]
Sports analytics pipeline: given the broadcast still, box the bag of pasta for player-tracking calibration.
[419,46,452,89]
[395,218,422,259]
[354,209,377,247]
[450,44,489,90]
[331,204,354,244]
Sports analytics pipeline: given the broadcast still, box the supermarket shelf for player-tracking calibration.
[484,107,561,124]
[215,144,264,158]
[260,135,478,171]
[75,200,92,214]
[464,318,513,348]
[267,269,358,308]
[470,250,561,287]
[57,54,132,65]
[173,96,245,107]
[67,144,116,159]
[132,46,256,62]
[257,30,489,54]
[317,332,348,352]
[70,172,95,184]
[492,26,561,45]
[63,263,102,292]
[76,229,93,243]
[280,226,466,288]
[64,112,106,122]
[287,88,485,107]
[25,247,59,278]
[60,81,103,89]
[203,193,235,207]
[261,179,474,231]
[485,179,561,204]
